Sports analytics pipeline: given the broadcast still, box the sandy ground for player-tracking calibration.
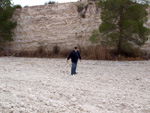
[0,57,150,113]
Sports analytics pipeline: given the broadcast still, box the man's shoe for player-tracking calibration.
[75,72,77,74]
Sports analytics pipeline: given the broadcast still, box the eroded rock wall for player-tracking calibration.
[11,2,101,51]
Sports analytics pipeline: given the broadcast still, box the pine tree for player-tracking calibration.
[91,0,150,55]
[0,0,17,47]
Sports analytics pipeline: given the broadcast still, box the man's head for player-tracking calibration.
[74,46,78,52]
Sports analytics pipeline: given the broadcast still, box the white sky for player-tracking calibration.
[11,0,79,6]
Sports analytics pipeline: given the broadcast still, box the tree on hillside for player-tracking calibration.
[0,0,17,48]
[45,1,57,5]
[90,0,150,55]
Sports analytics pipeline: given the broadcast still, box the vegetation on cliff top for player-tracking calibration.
[75,1,94,18]
[45,1,57,5]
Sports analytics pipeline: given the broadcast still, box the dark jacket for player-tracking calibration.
[67,50,81,63]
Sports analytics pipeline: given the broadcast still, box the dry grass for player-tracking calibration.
[79,45,112,60]
[0,45,149,61]
[0,46,71,58]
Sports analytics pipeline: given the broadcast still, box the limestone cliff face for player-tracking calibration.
[10,2,150,51]
[11,2,101,51]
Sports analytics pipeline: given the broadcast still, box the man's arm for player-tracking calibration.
[78,51,82,60]
[67,51,72,61]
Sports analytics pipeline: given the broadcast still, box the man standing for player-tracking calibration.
[67,47,81,75]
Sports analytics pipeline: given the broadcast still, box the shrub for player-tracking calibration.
[80,45,112,60]
[14,5,22,9]
[141,51,150,60]
[75,1,93,18]
[45,1,56,5]
[76,3,84,12]
[88,1,93,5]
[90,30,101,43]
[35,45,47,57]
[48,1,56,4]
[118,43,142,57]
[53,45,60,55]
[24,6,29,8]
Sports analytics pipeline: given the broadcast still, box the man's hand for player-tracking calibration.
[80,59,82,62]
[66,60,69,63]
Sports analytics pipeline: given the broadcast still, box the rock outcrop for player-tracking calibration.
[9,1,150,52]
[11,2,101,51]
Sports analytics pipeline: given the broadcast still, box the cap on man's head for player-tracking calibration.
[74,47,78,49]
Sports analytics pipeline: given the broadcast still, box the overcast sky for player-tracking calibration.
[11,0,79,6]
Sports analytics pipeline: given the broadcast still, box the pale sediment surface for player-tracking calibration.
[0,57,150,113]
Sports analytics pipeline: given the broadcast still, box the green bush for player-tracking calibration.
[24,6,29,8]
[48,1,56,4]
[76,3,84,12]
[75,1,93,18]
[0,0,17,47]
[120,44,142,57]
[14,5,22,9]
[88,1,93,5]
[53,45,60,55]
[45,1,56,5]
[90,30,101,43]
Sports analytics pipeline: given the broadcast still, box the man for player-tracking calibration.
[67,47,82,75]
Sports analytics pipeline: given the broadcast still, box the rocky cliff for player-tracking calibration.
[11,2,101,51]
[9,2,150,52]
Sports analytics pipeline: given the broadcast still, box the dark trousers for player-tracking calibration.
[71,62,77,75]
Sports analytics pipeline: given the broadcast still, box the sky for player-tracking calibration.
[11,0,79,7]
